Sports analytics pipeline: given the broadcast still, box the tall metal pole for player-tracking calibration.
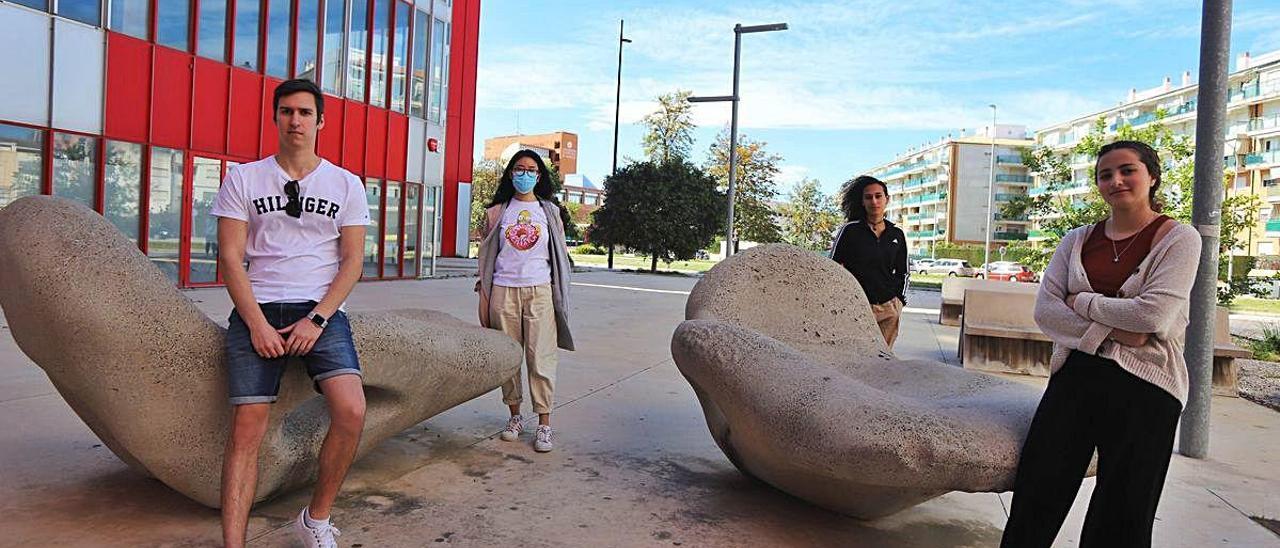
[725,26,742,257]
[608,19,629,270]
[983,104,997,270]
[1180,0,1232,459]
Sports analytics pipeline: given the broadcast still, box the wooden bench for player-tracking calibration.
[959,289,1053,376]
[939,277,1039,326]
[1214,306,1251,397]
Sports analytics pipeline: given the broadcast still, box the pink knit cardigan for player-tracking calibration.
[1034,221,1202,404]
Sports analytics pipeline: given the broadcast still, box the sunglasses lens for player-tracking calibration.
[285,180,299,197]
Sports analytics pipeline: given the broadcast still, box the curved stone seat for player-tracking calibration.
[671,244,1051,519]
[0,196,521,508]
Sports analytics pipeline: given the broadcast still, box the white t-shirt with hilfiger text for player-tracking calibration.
[210,156,370,303]
[493,199,552,287]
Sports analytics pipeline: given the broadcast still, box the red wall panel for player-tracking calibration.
[191,59,230,154]
[317,95,344,165]
[259,77,283,157]
[104,33,151,142]
[365,108,388,179]
[387,113,408,182]
[151,47,192,148]
[343,102,367,175]
[228,69,262,159]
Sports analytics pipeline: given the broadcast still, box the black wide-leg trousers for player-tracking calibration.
[1001,350,1183,548]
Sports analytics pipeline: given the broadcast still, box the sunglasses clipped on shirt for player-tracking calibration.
[284,180,302,218]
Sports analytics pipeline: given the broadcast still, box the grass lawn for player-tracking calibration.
[570,253,718,273]
[909,273,947,290]
[1229,297,1280,316]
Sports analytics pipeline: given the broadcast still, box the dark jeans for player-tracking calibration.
[1001,350,1182,548]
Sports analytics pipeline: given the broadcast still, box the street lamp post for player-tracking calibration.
[608,19,631,270]
[689,22,788,258]
[983,104,997,270]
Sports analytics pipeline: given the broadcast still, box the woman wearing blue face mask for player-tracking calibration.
[476,149,576,453]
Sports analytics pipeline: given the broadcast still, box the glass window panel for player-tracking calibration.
[363,179,381,277]
[232,0,260,70]
[108,0,149,39]
[409,9,427,118]
[403,183,419,277]
[148,147,184,283]
[0,124,45,210]
[156,0,191,51]
[189,157,221,284]
[320,0,345,94]
[368,0,389,107]
[346,0,368,101]
[428,17,446,123]
[103,141,143,244]
[295,0,319,81]
[197,0,228,61]
[421,185,436,271]
[264,0,290,77]
[57,0,100,26]
[389,1,408,112]
[383,181,400,275]
[10,0,48,10]
[52,133,97,210]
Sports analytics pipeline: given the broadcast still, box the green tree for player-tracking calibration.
[779,178,841,251]
[705,128,783,247]
[641,90,695,163]
[587,160,724,272]
[469,159,502,238]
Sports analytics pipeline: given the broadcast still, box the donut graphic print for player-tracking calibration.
[504,209,542,251]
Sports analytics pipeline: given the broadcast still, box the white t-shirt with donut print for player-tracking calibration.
[492,199,552,288]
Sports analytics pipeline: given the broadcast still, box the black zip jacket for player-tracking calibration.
[829,219,908,306]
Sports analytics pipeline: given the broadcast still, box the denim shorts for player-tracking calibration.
[225,301,362,405]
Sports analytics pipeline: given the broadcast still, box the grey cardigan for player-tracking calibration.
[1034,221,1201,404]
[477,199,575,351]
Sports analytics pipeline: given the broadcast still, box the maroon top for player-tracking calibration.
[1081,215,1172,297]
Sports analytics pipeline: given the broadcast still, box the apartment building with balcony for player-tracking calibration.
[869,125,1034,256]
[1031,48,1280,256]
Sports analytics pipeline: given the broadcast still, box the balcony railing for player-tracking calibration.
[995,174,1032,183]
[1248,114,1280,132]
[994,193,1024,202]
[995,231,1029,240]
[1244,151,1280,166]
[1267,219,1280,234]
[996,154,1022,164]
[995,213,1029,221]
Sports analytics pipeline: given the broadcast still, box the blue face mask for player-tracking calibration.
[513,171,538,194]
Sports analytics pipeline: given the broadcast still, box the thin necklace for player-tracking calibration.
[1107,215,1158,263]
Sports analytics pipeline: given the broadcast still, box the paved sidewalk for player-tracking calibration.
[1,272,1277,546]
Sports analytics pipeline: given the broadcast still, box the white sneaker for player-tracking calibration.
[534,425,554,453]
[499,414,524,442]
[293,507,341,548]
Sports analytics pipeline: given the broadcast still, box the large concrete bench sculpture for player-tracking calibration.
[0,196,521,508]
[938,276,1038,326]
[960,289,1052,376]
[671,244,1052,519]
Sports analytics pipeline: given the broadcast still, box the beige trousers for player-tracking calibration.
[870,297,904,349]
[489,284,558,414]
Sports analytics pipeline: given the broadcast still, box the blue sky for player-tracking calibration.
[472,0,1280,197]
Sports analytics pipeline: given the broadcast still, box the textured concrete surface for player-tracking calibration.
[0,196,521,507]
[673,244,1046,518]
[0,233,1277,545]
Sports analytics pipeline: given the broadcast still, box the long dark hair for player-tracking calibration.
[487,149,574,230]
[838,175,890,221]
[1096,140,1162,212]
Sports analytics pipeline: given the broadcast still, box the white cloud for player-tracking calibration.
[777,165,812,189]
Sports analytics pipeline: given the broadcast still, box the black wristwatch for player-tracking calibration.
[308,311,329,329]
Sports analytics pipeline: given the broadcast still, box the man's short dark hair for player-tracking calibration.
[273,79,325,117]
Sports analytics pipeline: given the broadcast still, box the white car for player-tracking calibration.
[910,258,936,274]
[926,259,977,277]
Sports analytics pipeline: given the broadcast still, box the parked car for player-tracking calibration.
[926,259,977,277]
[910,258,936,274]
[977,262,1038,282]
